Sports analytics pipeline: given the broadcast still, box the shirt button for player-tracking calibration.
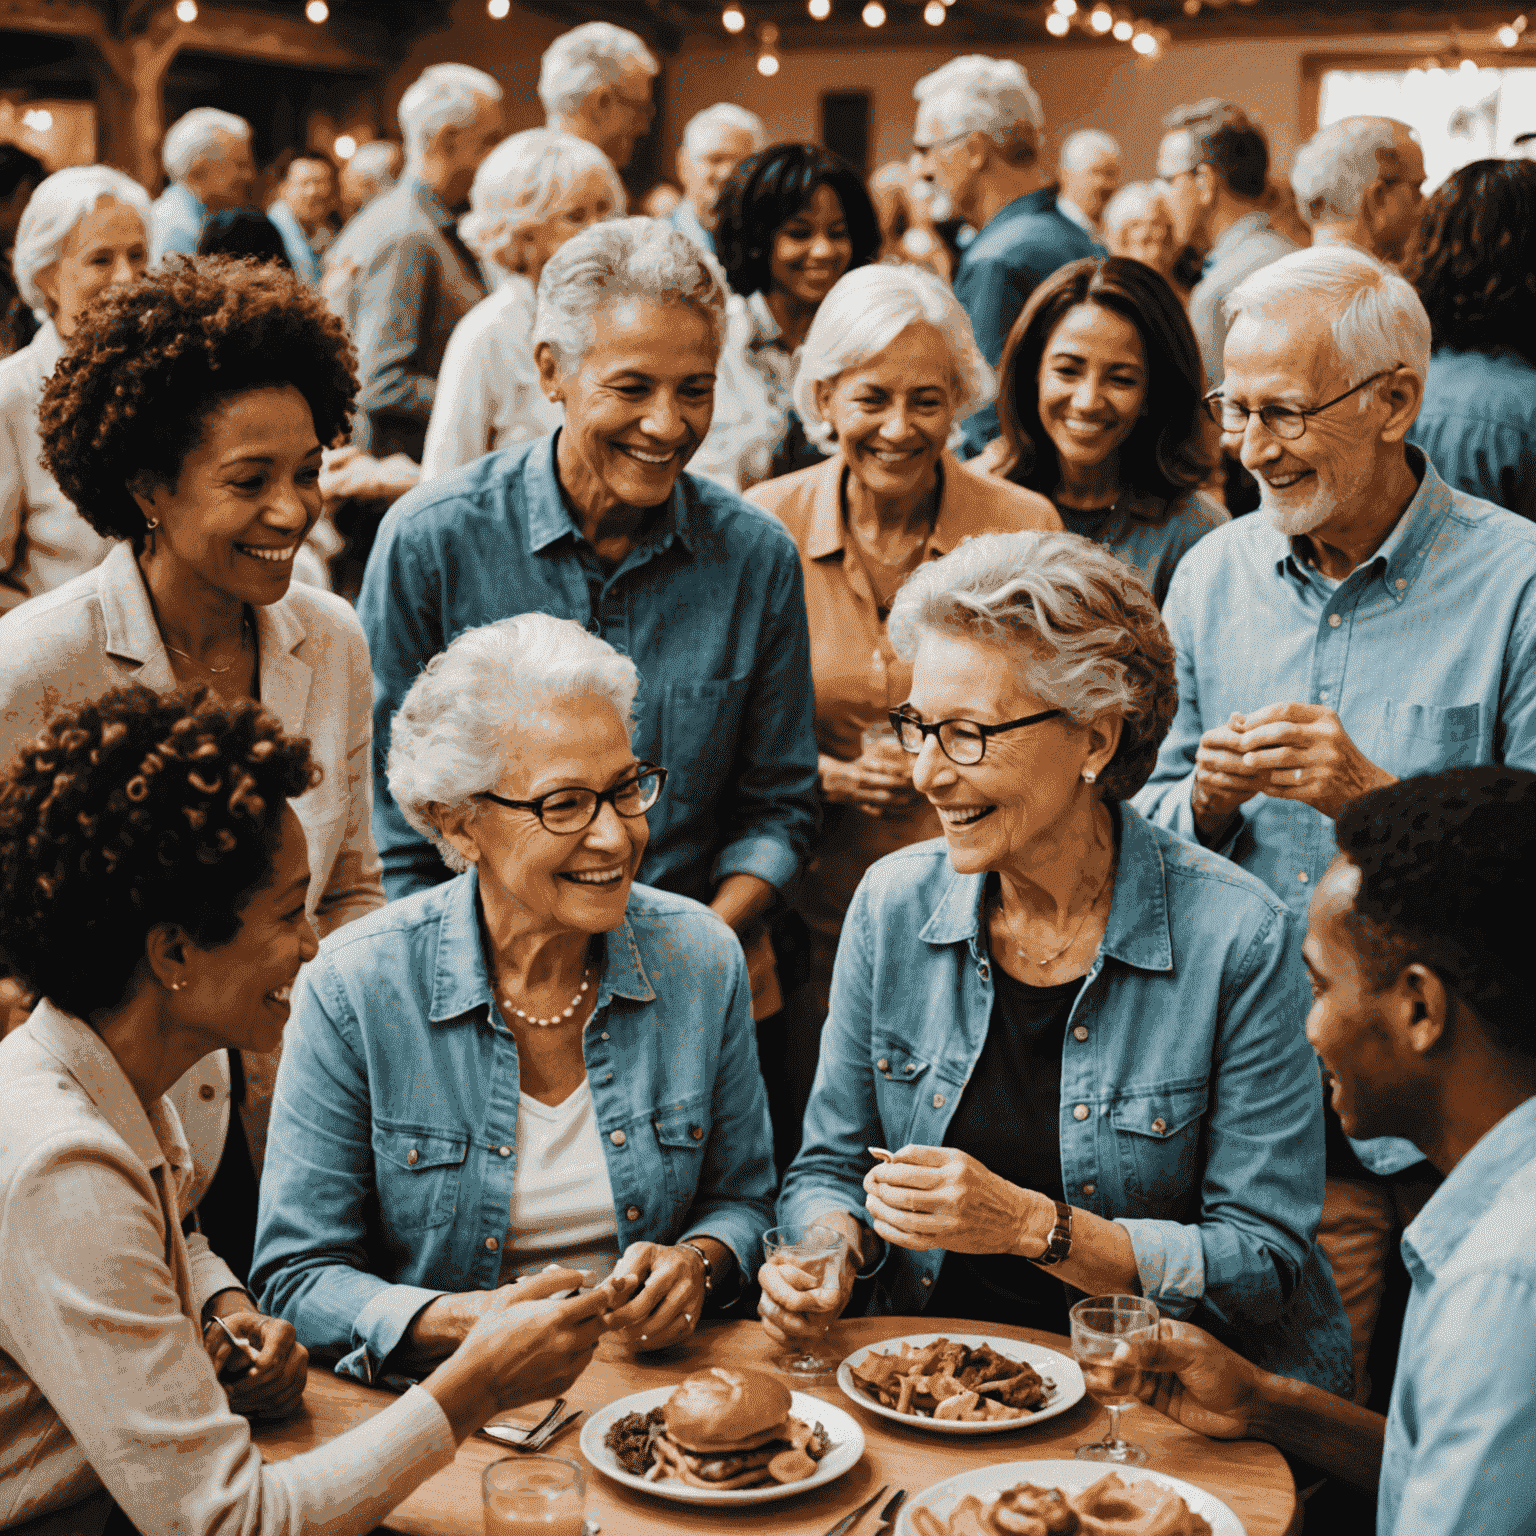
[690,1125,704,1141]
[905,1062,917,1074]
[1073,1104,1090,1121]
[1319,690,1329,702]
[485,1236,499,1252]
[1152,1117,1168,1134]
[921,1276,932,1287]
[498,1145,511,1157]
[626,1205,641,1221]
[1396,578,1406,590]
[932,1093,946,1109]
[877,1058,889,1072]
[601,1031,610,1041]
[1328,614,1342,628]
[610,1130,626,1146]
[977,963,990,980]
[1298,871,1309,884]
[406,1148,419,1166]
[1073,1025,1089,1042]
[1083,1183,1096,1196]
[199,1083,217,1101]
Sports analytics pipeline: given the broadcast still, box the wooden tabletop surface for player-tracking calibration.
[253,1317,1298,1536]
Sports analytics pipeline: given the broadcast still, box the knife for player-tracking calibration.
[874,1489,907,1531]
[821,1483,890,1536]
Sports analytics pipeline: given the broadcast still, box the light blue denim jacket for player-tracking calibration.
[251,872,777,1383]
[779,805,1352,1394]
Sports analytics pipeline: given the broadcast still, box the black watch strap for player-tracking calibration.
[1032,1200,1073,1266]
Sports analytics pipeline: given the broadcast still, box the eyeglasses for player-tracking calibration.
[889,706,1064,765]
[476,764,667,834]
[1201,369,1398,442]
[913,128,972,155]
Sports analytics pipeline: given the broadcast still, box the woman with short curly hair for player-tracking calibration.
[1403,158,1536,520]
[764,530,1351,1395]
[0,685,622,1536]
[0,255,385,1277]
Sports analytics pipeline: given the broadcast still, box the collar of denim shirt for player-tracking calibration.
[914,800,1174,973]
[426,866,657,1025]
[518,430,705,560]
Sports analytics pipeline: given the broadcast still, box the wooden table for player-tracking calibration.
[254,1318,1298,1535]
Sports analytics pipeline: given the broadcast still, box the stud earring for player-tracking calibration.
[1082,769,1097,784]
[170,979,187,991]
[145,516,159,530]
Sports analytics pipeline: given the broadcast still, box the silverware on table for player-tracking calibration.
[874,1489,907,1531]
[476,1397,564,1448]
[820,1482,890,1536]
[480,1407,583,1453]
[209,1314,262,1367]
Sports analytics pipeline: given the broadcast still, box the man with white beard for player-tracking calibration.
[1135,242,1536,1409]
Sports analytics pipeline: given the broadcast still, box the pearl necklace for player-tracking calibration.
[501,968,593,1028]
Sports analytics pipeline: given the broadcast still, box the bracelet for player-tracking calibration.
[1031,1200,1074,1267]
[677,1240,713,1294]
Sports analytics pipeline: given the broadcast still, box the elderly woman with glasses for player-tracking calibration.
[762,531,1351,1396]
[252,614,776,1383]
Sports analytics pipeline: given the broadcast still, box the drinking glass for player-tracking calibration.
[762,1221,849,1378]
[1069,1294,1160,1465]
[482,1456,585,1536]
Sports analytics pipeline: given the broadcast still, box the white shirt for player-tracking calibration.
[0,1002,456,1536]
[420,276,564,480]
[499,1079,620,1283]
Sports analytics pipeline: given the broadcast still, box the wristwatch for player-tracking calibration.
[1031,1200,1074,1267]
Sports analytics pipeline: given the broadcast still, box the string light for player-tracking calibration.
[488,0,511,14]
[174,0,197,19]
[758,51,780,73]
[1132,30,1157,52]
[305,0,328,19]
[809,0,831,15]
[333,134,357,159]
[22,108,53,132]
[722,5,746,31]
[862,0,886,22]
[924,0,946,19]
[1046,11,1071,32]
[1090,5,1113,27]
[1112,17,1134,38]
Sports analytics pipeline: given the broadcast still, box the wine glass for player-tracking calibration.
[1069,1293,1160,1465]
[762,1222,849,1378]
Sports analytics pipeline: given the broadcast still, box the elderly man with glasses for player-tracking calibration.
[1135,243,1536,1407]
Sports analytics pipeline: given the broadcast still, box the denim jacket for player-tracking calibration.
[251,872,777,1383]
[779,804,1352,1394]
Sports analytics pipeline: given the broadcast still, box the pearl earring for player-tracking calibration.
[1082,769,1097,784]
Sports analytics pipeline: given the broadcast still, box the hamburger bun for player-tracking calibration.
[662,1367,792,1452]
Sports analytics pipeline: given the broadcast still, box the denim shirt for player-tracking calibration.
[250,872,777,1383]
[779,805,1352,1394]
[1135,451,1536,1173]
[1379,1096,1536,1535]
[356,433,819,904]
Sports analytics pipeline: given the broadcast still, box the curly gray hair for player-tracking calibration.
[887,531,1178,801]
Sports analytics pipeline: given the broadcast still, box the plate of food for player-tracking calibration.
[838,1333,1085,1434]
[583,1364,865,1505]
[897,1461,1244,1536]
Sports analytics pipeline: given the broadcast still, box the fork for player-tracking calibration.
[477,1397,564,1448]
[482,1408,584,1453]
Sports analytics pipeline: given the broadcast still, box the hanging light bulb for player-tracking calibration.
[305,0,328,19]
[488,0,511,14]
[809,0,832,15]
[758,51,780,74]
[1090,5,1113,27]
[1132,30,1157,52]
[334,134,358,159]
[175,0,197,19]
[723,5,746,30]
[862,0,886,22]
[1498,22,1519,43]
[1046,11,1071,33]
[1054,0,1078,14]
[1459,55,1479,72]
[924,0,946,19]
[1112,17,1134,38]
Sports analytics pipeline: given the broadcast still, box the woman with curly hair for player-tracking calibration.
[977,255,1226,606]
[1403,157,1536,520]
[0,255,385,1278]
[0,685,622,1536]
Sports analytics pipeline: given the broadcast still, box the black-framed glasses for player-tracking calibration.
[1201,369,1398,441]
[888,706,1064,765]
[476,764,667,834]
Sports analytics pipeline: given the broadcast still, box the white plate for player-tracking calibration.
[837,1333,1085,1435]
[896,1459,1245,1536]
[580,1385,864,1506]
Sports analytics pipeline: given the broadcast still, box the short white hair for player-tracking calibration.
[682,104,767,162]
[792,264,994,445]
[346,140,401,191]
[14,166,153,319]
[397,63,503,162]
[387,613,640,874]
[914,56,1044,163]
[162,108,250,183]
[459,129,626,261]
[532,215,729,373]
[1291,117,1406,226]
[1226,244,1432,397]
[1102,180,1172,236]
[539,23,658,119]
[1060,129,1121,173]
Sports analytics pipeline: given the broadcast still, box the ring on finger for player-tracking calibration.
[1294,767,1304,783]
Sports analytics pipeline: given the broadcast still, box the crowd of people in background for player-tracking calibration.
[1,21,1534,1536]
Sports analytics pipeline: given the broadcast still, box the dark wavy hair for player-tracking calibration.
[993,256,1214,513]
[1401,158,1536,366]
[198,209,291,267]
[39,255,356,550]
[1163,100,1269,200]
[713,143,881,298]
[0,686,317,1019]
[1335,767,1536,1059]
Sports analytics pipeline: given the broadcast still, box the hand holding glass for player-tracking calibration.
[1070,1294,1160,1465]
[761,1223,849,1378]
[483,1455,585,1536]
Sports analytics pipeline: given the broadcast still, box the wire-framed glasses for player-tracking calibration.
[888,706,1064,765]
[1201,369,1397,441]
[476,764,667,834]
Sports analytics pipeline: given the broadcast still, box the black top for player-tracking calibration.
[925,965,1081,1333]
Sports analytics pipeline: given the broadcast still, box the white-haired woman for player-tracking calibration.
[1,165,150,612]
[748,265,1058,1035]
[1102,182,1183,293]
[764,531,1353,1398]
[252,614,777,1380]
[420,130,625,479]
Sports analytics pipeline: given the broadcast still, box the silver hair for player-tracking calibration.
[397,63,503,163]
[1101,179,1172,236]
[387,613,641,874]
[888,531,1178,802]
[792,264,995,445]
[346,140,401,192]
[1225,244,1432,399]
[539,22,658,119]
[1291,117,1406,226]
[161,108,250,183]
[14,166,153,319]
[459,128,626,262]
[531,215,729,373]
[1060,129,1121,173]
[914,56,1044,161]
[682,104,768,162]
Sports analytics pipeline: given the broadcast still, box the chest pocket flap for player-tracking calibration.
[873,1041,931,1084]
[372,1126,470,1232]
[1108,1084,1208,1139]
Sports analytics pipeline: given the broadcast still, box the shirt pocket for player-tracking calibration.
[870,1037,935,1149]
[1108,1083,1208,1214]
[372,1125,470,1233]
[1377,701,1482,779]
[652,1096,713,1218]
[659,678,749,805]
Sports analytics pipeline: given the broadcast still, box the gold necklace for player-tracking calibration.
[995,858,1115,969]
[164,615,255,675]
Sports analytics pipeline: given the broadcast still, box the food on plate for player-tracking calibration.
[851,1338,1049,1421]
[602,1366,832,1489]
[908,1473,1214,1536]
